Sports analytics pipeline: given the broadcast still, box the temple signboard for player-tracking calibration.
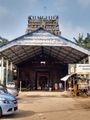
[17,37,67,46]
[76,64,90,74]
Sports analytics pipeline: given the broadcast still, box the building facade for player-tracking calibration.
[26,16,61,35]
[0,16,90,91]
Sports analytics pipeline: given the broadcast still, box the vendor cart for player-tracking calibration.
[77,80,88,96]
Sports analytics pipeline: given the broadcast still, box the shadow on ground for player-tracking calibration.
[1,109,35,119]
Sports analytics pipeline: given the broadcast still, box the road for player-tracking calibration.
[1,93,90,120]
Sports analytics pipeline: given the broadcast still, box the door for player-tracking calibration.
[36,71,49,90]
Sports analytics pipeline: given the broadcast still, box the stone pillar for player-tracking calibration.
[83,58,86,78]
[16,67,19,89]
[10,62,13,81]
[1,57,4,84]
[83,58,86,64]
[88,56,90,64]
[65,81,66,91]
[88,56,90,79]
[6,60,9,85]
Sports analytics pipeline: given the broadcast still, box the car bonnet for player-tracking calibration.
[0,93,16,101]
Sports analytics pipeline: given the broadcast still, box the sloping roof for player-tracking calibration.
[61,74,71,81]
[61,73,76,81]
[0,28,90,65]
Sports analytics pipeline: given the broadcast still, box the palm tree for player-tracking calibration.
[73,33,85,46]
[74,33,90,49]
[84,33,90,49]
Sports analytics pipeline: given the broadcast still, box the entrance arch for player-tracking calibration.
[36,71,49,90]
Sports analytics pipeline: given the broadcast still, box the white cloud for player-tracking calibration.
[60,22,89,41]
[0,6,9,17]
[78,0,90,8]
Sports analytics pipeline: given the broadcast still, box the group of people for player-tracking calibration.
[54,82,63,91]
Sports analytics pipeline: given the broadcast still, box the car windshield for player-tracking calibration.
[0,89,8,94]
[0,85,4,89]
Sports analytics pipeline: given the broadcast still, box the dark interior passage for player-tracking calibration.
[17,53,68,90]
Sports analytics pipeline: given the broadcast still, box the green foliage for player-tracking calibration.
[84,33,90,49]
[74,33,90,49]
[0,36,8,46]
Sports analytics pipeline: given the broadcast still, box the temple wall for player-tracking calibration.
[18,62,68,90]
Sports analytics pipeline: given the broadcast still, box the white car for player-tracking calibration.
[0,84,19,97]
[7,87,19,97]
[0,92,18,117]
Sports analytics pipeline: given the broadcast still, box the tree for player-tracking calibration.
[0,36,8,46]
[74,33,90,49]
[73,33,85,46]
[84,33,90,49]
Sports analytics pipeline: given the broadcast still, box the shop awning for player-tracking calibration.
[61,73,76,81]
[61,75,71,81]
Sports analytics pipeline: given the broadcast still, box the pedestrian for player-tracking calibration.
[59,82,63,91]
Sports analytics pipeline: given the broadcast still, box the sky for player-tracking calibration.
[0,0,90,41]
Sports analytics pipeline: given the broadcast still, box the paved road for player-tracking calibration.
[1,95,90,120]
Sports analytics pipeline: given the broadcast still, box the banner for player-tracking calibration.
[76,64,90,74]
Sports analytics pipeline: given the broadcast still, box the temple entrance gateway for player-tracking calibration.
[0,28,90,91]
[36,72,49,90]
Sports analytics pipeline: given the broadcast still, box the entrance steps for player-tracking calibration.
[18,91,68,97]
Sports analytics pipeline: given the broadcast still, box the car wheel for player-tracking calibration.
[0,107,2,118]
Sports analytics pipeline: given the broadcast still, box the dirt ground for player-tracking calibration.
[1,92,90,120]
